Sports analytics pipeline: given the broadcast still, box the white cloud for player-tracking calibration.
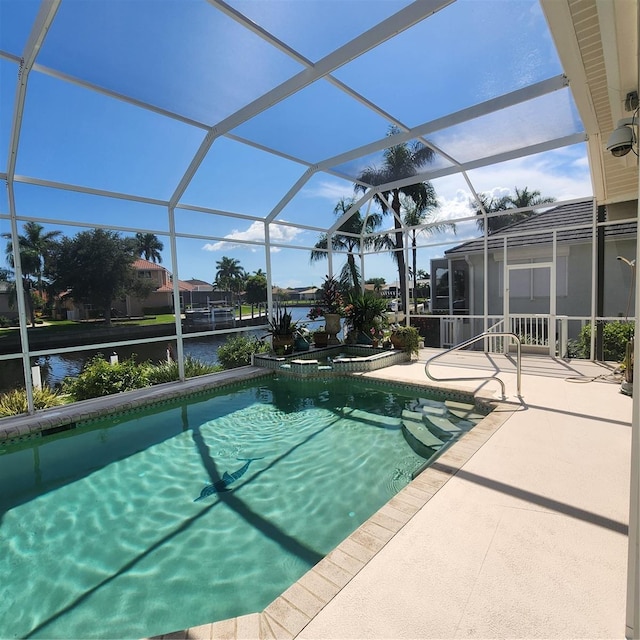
[301,179,355,202]
[202,220,304,252]
[431,146,593,225]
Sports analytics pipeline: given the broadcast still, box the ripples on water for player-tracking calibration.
[0,376,472,639]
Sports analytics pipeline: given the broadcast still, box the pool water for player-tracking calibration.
[0,376,475,639]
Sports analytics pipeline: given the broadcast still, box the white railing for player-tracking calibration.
[434,314,570,356]
[425,331,522,400]
[509,315,550,350]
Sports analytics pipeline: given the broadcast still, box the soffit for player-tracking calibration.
[543,0,638,206]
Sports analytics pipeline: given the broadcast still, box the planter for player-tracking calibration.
[324,313,342,345]
[313,331,329,348]
[390,326,421,355]
[294,336,310,352]
[272,335,294,355]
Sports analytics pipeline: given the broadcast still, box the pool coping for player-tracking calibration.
[0,365,515,639]
[253,344,409,376]
[146,384,517,640]
[0,367,274,445]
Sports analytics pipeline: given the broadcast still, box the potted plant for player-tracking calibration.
[390,324,421,356]
[294,326,311,352]
[266,304,298,355]
[343,292,388,345]
[308,276,345,346]
[307,306,329,347]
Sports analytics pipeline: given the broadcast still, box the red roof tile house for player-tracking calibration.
[121,259,193,317]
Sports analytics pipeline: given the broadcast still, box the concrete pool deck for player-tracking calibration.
[158,349,631,639]
[1,350,631,638]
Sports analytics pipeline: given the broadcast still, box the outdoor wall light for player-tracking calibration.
[606,117,637,157]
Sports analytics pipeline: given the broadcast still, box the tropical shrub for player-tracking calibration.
[575,321,633,361]
[390,325,421,356]
[343,292,388,337]
[0,386,65,417]
[266,304,298,338]
[63,355,151,400]
[217,335,270,369]
[311,275,345,317]
[146,355,221,384]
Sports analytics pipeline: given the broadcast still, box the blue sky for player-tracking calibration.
[0,0,593,289]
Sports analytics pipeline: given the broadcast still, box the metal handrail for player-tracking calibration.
[425,331,522,400]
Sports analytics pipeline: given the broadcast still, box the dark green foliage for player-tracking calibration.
[391,325,421,356]
[0,386,65,417]
[135,232,164,263]
[266,304,298,337]
[146,355,221,384]
[0,315,11,328]
[63,354,151,400]
[471,186,556,234]
[575,321,633,361]
[53,229,152,326]
[216,335,270,369]
[343,292,388,335]
[244,271,267,304]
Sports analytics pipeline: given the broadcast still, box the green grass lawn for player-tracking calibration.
[0,314,178,340]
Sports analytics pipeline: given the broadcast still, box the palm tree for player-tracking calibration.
[135,232,164,263]
[214,256,246,309]
[3,222,61,325]
[400,194,456,313]
[310,197,382,291]
[355,125,437,313]
[472,187,555,234]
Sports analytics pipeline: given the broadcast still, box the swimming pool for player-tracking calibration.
[0,375,484,639]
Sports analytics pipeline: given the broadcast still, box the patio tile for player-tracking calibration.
[296,569,342,604]
[235,613,260,640]
[209,616,236,639]
[313,557,353,589]
[263,597,310,636]
[279,582,325,619]
[185,623,213,639]
[324,546,366,577]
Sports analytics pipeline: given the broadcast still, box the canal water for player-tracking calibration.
[1,308,329,392]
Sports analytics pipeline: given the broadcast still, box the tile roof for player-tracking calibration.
[445,199,636,256]
[133,258,165,270]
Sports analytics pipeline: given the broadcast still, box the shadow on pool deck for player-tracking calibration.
[152,350,631,639]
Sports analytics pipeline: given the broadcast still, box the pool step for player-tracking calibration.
[343,407,402,428]
[401,412,446,458]
[402,409,425,422]
[445,400,486,422]
[425,415,463,434]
